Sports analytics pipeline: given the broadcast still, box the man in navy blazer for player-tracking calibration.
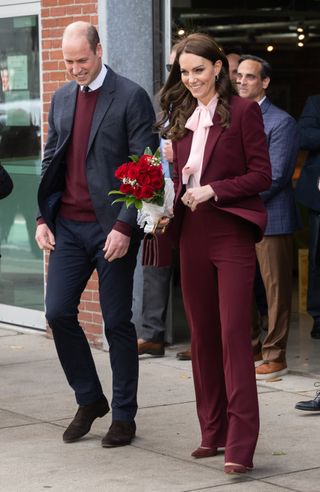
[35,22,158,447]
[295,95,320,340]
[237,55,299,380]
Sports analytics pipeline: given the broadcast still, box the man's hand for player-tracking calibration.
[181,185,217,212]
[103,229,130,262]
[35,223,55,251]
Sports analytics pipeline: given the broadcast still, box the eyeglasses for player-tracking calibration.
[166,64,173,73]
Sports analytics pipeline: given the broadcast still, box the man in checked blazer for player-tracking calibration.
[35,21,158,447]
[237,55,299,380]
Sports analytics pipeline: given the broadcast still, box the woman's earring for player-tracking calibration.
[215,73,219,82]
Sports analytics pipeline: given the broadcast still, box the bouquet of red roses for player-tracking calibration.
[109,147,174,233]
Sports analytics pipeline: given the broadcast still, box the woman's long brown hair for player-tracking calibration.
[155,33,237,141]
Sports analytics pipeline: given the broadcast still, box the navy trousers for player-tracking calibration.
[45,217,140,421]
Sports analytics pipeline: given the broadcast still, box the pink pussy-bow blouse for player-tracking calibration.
[182,94,218,187]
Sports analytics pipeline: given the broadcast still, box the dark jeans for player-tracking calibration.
[45,217,140,421]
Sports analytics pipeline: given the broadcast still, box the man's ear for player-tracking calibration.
[96,43,103,58]
[262,77,270,90]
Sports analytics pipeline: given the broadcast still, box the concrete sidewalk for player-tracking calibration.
[0,324,320,492]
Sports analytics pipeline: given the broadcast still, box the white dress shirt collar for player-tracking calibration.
[258,95,266,106]
[81,64,107,92]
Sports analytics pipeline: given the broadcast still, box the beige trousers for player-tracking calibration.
[252,234,293,363]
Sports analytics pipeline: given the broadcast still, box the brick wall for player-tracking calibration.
[41,0,104,348]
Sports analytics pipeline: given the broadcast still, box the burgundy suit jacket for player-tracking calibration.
[172,95,272,242]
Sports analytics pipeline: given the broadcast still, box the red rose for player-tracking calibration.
[148,166,163,179]
[136,185,154,199]
[115,163,128,180]
[127,164,139,180]
[138,155,152,166]
[120,183,134,194]
[150,176,164,190]
[137,173,152,186]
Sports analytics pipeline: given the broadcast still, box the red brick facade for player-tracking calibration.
[41,0,104,348]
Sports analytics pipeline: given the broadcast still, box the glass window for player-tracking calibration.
[0,15,43,326]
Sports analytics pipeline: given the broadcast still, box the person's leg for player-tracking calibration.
[256,235,293,364]
[96,238,140,422]
[307,211,320,338]
[46,217,104,406]
[139,265,172,342]
[179,210,228,449]
[215,221,259,469]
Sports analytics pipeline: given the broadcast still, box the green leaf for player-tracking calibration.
[126,197,136,208]
[129,154,139,162]
[154,147,161,160]
[108,190,125,196]
[111,197,127,205]
[144,147,153,156]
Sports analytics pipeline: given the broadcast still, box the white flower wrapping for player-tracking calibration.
[137,178,175,233]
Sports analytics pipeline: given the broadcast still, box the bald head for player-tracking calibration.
[62,21,102,86]
[63,21,100,54]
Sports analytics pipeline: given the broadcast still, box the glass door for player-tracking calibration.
[0,11,44,329]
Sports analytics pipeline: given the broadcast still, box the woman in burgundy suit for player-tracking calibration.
[156,34,271,474]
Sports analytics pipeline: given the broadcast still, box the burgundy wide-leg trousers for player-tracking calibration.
[179,203,259,468]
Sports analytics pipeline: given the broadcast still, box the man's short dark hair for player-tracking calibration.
[238,54,272,80]
[87,25,100,53]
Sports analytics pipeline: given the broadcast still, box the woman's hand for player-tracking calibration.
[182,185,217,211]
[155,216,172,233]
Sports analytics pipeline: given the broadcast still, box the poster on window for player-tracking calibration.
[7,55,28,90]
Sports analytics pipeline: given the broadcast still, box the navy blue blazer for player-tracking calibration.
[38,66,158,235]
[295,95,320,213]
[260,97,299,235]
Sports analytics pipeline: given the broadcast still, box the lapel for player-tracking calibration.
[178,131,193,169]
[201,110,224,177]
[259,97,271,116]
[62,83,78,134]
[87,65,116,153]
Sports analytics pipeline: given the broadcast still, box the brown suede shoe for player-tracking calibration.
[176,347,191,360]
[63,396,109,443]
[101,420,136,447]
[138,339,164,356]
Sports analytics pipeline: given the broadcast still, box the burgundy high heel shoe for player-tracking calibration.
[224,463,251,474]
[191,447,218,459]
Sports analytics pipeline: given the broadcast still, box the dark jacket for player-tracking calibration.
[0,163,13,199]
[38,66,158,235]
[295,95,320,212]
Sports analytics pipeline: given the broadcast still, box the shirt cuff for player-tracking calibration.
[36,217,46,226]
[113,220,133,237]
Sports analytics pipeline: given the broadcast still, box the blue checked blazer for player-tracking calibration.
[260,97,299,235]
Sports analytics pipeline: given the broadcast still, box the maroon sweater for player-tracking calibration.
[59,88,99,221]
